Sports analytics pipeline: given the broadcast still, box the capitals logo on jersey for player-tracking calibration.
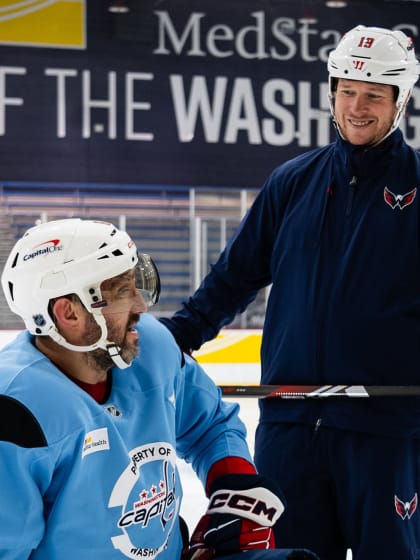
[395,493,418,520]
[384,187,417,210]
[108,442,180,559]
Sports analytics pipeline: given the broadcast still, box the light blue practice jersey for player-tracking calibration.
[0,313,252,559]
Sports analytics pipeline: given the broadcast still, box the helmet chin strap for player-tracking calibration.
[332,115,394,148]
[47,313,132,370]
[336,117,397,148]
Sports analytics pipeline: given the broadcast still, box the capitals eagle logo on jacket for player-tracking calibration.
[384,187,417,210]
[394,493,418,520]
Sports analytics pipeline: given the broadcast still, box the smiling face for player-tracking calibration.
[333,79,398,146]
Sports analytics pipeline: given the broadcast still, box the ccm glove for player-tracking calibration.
[182,473,285,559]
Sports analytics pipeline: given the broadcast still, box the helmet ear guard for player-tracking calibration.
[1,218,161,369]
[327,25,420,142]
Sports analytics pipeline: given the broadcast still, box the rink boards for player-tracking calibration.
[193,329,262,385]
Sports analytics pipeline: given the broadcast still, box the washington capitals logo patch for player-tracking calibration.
[395,493,418,520]
[384,187,417,210]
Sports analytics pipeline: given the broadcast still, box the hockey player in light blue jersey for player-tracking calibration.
[0,219,317,560]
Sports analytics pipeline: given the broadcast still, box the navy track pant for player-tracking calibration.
[254,422,420,560]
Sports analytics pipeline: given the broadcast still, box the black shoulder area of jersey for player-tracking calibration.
[0,395,47,448]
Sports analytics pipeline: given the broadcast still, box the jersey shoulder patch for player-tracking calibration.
[0,395,47,448]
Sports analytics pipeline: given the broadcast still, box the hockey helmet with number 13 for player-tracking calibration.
[328,25,420,141]
[1,218,160,369]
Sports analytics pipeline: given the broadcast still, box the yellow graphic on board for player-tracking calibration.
[193,330,262,364]
[0,0,86,49]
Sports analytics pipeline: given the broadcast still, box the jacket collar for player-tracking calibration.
[334,129,403,179]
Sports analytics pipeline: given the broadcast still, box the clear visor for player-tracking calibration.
[135,253,161,307]
[88,253,160,314]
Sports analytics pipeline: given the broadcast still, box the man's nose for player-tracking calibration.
[350,94,369,113]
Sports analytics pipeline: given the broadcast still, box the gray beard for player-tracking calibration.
[83,314,139,372]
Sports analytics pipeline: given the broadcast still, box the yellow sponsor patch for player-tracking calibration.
[82,428,110,458]
[0,0,86,49]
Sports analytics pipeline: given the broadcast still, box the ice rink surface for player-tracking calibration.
[177,363,260,531]
[0,330,351,559]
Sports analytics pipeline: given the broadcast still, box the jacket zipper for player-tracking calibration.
[346,175,358,216]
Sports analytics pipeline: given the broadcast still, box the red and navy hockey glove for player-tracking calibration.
[182,472,285,559]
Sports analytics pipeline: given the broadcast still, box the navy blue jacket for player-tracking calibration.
[162,130,420,438]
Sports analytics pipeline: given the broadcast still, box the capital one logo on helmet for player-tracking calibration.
[23,239,63,261]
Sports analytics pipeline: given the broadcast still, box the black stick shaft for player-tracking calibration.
[219,385,420,399]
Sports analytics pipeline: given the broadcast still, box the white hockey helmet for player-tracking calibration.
[328,25,420,140]
[1,218,160,368]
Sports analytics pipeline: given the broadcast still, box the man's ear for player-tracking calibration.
[51,297,82,330]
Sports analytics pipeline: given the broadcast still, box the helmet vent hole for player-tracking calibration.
[11,252,19,268]
[384,69,405,76]
[98,242,108,249]
[112,249,123,256]
[8,281,14,302]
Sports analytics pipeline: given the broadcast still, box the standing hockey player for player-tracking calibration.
[0,218,317,560]
[160,25,420,560]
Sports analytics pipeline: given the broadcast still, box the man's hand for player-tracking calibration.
[182,473,285,559]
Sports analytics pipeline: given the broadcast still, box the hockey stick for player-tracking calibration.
[219,384,420,399]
